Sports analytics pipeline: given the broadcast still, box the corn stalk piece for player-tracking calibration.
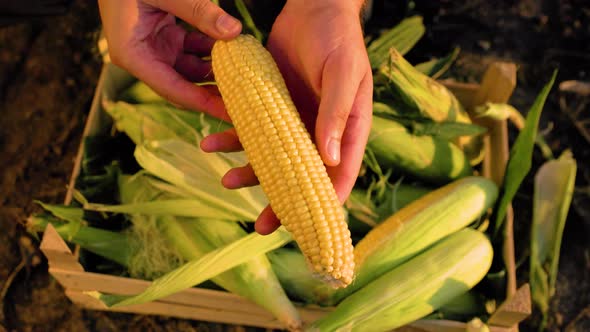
[211,34,354,288]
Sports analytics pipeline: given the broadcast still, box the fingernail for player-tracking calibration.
[327,137,341,165]
[216,14,240,34]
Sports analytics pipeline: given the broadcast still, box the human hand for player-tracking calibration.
[201,0,373,234]
[97,0,242,120]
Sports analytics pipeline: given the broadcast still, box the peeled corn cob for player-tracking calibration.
[211,35,355,288]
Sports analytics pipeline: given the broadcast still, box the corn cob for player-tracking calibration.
[307,228,494,332]
[211,34,355,288]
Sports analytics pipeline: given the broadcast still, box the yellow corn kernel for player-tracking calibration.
[211,35,355,288]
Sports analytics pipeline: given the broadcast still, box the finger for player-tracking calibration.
[184,30,215,55]
[143,0,242,40]
[174,53,213,82]
[255,205,281,235]
[132,56,230,121]
[327,71,373,203]
[315,47,365,167]
[221,164,259,189]
[200,128,242,152]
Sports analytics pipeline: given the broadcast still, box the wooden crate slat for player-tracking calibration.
[64,289,286,329]
[441,80,480,110]
[473,62,519,302]
[488,284,532,327]
[39,223,84,272]
[411,319,514,332]
[49,268,279,317]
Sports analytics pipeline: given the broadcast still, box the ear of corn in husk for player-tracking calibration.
[530,150,576,328]
[379,48,484,164]
[307,228,494,332]
[367,115,473,183]
[344,176,497,302]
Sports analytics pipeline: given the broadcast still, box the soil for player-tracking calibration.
[0,1,588,331]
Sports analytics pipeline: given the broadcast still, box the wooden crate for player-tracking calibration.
[39,58,531,331]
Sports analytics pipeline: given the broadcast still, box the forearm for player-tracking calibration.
[285,0,367,15]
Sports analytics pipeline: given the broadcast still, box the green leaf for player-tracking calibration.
[367,16,425,70]
[493,70,558,237]
[408,120,487,140]
[234,0,264,42]
[94,227,293,307]
[373,103,486,140]
[134,139,267,221]
[530,150,576,330]
[85,199,242,220]
[415,47,460,79]
[27,213,131,267]
[34,202,84,224]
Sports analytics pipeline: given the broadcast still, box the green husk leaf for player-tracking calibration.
[26,214,131,267]
[267,248,330,304]
[379,48,472,125]
[234,0,264,42]
[85,199,241,220]
[494,70,558,237]
[118,81,165,104]
[530,150,576,330]
[32,202,85,240]
[373,103,487,140]
[415,47,460,79]
[33,202,85,224]
[407,120,487,140]
[367,15,425,70]
[93,227,292,307]
[134,139,266,221]
[103,101,230,146]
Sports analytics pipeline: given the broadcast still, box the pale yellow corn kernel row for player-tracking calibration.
[211,35,355,288]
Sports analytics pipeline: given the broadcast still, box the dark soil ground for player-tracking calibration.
[0,1,588,331]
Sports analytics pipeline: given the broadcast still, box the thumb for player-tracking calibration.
[142,0,242,40]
